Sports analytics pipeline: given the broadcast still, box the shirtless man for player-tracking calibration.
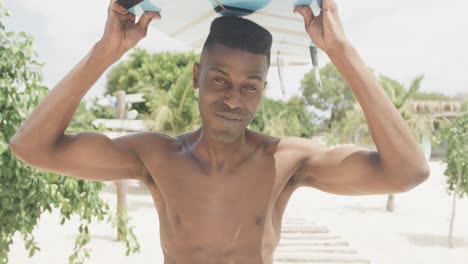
[9,0,429,263]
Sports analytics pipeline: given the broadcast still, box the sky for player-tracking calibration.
[3,0,468,102]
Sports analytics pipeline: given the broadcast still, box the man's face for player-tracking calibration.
[193,43,269,142]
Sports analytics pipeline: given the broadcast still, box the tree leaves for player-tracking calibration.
[0,4,130,264]
[105,48,198,115]
[329,74,434,145]
[249,96,317,138]
[440,113,468,198]
[300,63,355,129]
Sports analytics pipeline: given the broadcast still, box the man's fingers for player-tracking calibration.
[111,1,129,15]
[121,12,136,23]
[137,12,161,35]
[322,0,338,14]
[322,0,341,30]
[294,5,315,28]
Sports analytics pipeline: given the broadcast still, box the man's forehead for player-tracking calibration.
[207,65,265,81]
[200,46,269,77]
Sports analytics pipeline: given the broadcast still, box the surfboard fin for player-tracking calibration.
[309,45,322,90]
[277,48,286,96]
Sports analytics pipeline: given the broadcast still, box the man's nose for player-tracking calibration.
[223,87,242,109]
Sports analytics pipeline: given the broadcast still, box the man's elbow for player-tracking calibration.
[9,137,22,155]
[414,160,430,183]
[8,137,33,163]
[399,162,430,192]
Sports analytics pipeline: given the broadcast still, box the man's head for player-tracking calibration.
[202,15,273,67]
[193,16,273,143]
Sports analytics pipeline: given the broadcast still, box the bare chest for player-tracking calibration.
[140,150,300,260]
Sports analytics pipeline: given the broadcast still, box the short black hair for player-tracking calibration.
[202,16,273,66]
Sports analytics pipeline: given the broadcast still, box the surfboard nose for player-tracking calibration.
[117,0,161,16]
[208,0,272,17]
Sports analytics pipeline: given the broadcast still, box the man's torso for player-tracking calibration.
[134,130,307,263]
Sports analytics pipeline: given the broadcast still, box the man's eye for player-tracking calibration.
[244,85,257,91]
[214,78,226,84]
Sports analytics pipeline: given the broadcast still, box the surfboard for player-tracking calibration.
[116,0,323,67]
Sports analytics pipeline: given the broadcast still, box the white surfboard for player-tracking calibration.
[117,0,323,67]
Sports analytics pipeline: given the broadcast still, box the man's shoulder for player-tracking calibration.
[262,135,326,157]
[124,131,178,142]
[245,131,322,155]
[120,131,183,153]
[245,129,279,152]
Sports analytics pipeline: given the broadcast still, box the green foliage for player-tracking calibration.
[440,113,468,198]
[300,63,355,129]
[327,104,369,145]
[249,96,317,138]
[89,98,116,120]
[105,49,198,114]
[107,208,140,256]
[142,65,201,134]
[66,101,106,133]
[380,74,423,109]
[0,4,138,263]
[329,74,433,145]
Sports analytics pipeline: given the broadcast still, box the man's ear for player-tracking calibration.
[263,81,268,90]
[193,63,200,89]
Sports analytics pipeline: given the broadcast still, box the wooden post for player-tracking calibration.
[115,90,127,241]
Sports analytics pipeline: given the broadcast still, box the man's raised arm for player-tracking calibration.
[8,1,161,182]
[290,0,429,195]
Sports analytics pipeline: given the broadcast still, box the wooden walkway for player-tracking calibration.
[274,218,371,264]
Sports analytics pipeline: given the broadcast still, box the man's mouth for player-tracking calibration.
[215,113,242,122]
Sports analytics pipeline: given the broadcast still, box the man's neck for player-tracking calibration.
[191,127,251,173]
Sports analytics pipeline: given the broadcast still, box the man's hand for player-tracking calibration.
[294,0,349,56]
[99,0,161,60]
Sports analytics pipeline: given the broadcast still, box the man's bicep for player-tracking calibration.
[294,142,404,195]
[22,132,148,182]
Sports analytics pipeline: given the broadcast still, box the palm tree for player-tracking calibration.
[142,65,200,135]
